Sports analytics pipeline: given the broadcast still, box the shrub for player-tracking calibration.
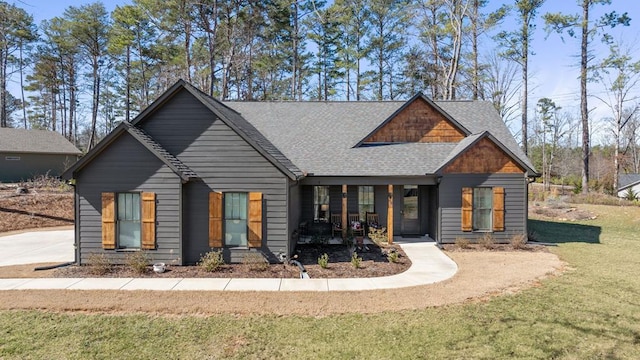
[528,230,539,242]
[311,231,330,245]
[351,252,362,269]
[368,227,387,247]
[242,252,269,272]
[317,253,329,268]
[623,188,638,201]
[478,233,495,250]
[454,237,471,249]
[125,251,150,274]
[86,252,112,275]
[510,233,527,250]
[198,250,225,272]
[387,250,399,263]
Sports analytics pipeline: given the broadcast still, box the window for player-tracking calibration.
[461,187,504,232]
[117,193,141,248]
[102,192,155,250]
[314,186,330,222]
[358,186,374,220]
[208,192,262,248]
[225,192,248,247]
[472,188,492,231]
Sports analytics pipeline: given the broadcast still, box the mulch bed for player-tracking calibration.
[442,243,550,252]
[55,243,411,279]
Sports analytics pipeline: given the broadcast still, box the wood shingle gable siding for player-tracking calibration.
[444,137,525,174]
[363,97,466,144]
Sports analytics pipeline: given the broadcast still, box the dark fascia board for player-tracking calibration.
[60,122,192,182]
[132,79,301,181]
[353,92,472,148]
[434,131,540,177]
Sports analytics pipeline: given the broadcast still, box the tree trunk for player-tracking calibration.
[88,58,100,150]
[19,41,27,128]
[580,0,590,194]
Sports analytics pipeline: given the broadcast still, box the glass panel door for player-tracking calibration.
[402,185,421,234]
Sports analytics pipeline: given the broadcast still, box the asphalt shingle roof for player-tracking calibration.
[618,174,640,190]
[224,99,535,177]
[0,128,81,155]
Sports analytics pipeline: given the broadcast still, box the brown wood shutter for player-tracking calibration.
[248,192,263,248]
[493,187,505,231]
[461,187,473,232]
[209,192,223,248]
[141,192,156,249]
[101,192,116,249]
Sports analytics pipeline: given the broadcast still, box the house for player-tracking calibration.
[0,128,81,183]
[62,80,538,265]
[617,174,640,199]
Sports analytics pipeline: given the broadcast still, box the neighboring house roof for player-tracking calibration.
[225,98,536,177]
[0,128,81,155]
[61,122,198,182]
[618,174,640,191]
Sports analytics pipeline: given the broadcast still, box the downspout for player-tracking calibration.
[71,178,80,265]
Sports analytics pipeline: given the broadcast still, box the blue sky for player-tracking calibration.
[13,0,640,143]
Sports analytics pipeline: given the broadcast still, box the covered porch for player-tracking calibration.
[293,176,440,244]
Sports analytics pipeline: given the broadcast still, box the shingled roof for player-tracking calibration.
[0,128,81,155]
[618,173,640,191]
[224,98,536,177]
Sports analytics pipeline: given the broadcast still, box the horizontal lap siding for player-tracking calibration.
[141,89,289,263]
[76,134,181,265]
[439,174,527,243]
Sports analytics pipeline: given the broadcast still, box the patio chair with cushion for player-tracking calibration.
[366,212,381,237]
[349,213,365,237]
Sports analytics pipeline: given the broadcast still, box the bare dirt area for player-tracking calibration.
[0,251,564,316]
[528,199,598,222]
[0,184,73,233]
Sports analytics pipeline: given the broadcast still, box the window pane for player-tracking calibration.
[358,186,374,219]
[314,186,330,221]
[225,193,248,246]
[473,188,492,230]
[119,221,141,248]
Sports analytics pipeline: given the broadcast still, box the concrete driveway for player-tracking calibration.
[0,229,74,266]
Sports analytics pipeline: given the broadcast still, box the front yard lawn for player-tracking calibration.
[1,204,639,359]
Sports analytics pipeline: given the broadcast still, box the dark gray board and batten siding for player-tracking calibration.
[139,89,291,263]
[438,173,528,243]
[75,133,182,264]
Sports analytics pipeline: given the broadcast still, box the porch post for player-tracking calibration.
[387,184,393,244]
[341,184,347,239]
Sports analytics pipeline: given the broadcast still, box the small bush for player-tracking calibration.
[478,233,495,250]
[198,250,225,272]
[454,237,471,249]
[387,250,399,263]
[311,231,330,245]
[317,253,329,268]
[86,252,112,275]
[368,227,387,247]
[351,252,362,269]
[125,251,150,274]
[528,230,539,242]
[623,188,638,201]
[510,233,528,250]
[242,252,269,272]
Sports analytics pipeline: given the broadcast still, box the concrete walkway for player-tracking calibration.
[0,230,458,292]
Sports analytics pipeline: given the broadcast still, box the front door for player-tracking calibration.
[401,185,420,235]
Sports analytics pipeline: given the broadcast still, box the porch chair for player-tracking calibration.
[349,213,365,238]
[331,213,343,239]
[366,212,381,237]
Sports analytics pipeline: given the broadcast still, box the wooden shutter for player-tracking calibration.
[101,192,116,249]
[248,192,263,248]
[209,192,223,248]
[461,187,472,232]
[141,192,156,249]
[493,187,505,231]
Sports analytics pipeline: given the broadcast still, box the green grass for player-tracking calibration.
[2,204,640,359]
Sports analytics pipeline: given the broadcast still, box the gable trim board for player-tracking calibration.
[64,79,537,264]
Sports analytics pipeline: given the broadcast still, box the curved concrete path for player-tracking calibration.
[0,230,458,292]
